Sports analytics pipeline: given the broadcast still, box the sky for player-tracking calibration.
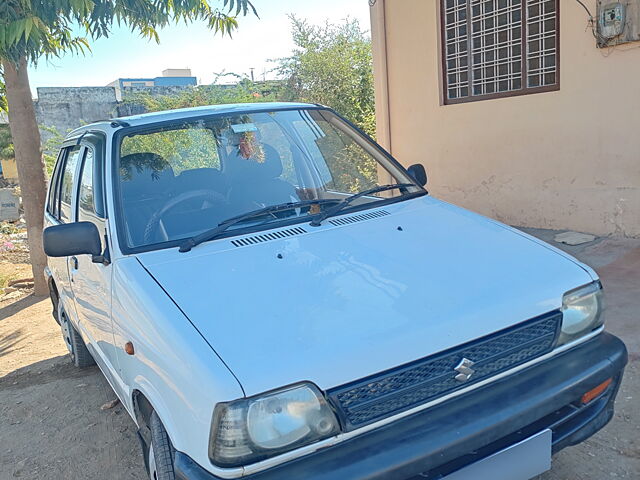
[28,0,371,95]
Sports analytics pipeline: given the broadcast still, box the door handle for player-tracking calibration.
[71,256,79,270]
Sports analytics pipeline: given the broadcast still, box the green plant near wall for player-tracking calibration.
[121,78,285,113]
[40,125,66,176]
[0,124,14,163]
[276,16,376,138]
[1,120,60,179]
[1,78,12,163]
[0,77,7,113]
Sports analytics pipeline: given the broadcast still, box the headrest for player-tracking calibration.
[225,144,283,180]
[261,144,283,178]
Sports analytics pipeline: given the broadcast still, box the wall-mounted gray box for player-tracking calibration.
[597,1,640,47]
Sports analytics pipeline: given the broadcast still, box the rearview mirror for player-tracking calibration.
[407,164,427,187]
[43,222,102,258]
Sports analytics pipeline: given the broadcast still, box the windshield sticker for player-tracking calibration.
[231,123,258,133]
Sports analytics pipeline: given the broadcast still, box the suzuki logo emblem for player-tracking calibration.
[454,358,476,382]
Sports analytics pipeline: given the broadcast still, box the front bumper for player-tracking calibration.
[175,332,627,480]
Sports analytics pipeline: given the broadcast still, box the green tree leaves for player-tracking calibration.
[122,78,282,112]
[277,16,376,137]
[0,125,14,162]
[0,0,257,65]
[0,75,6,112]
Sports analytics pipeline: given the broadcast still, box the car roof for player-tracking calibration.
[66,102,320,138]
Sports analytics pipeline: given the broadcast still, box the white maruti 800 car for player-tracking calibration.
[43,103,627,480]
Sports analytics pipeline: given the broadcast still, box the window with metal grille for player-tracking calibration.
[441,0,559,104]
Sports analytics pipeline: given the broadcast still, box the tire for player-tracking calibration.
[148,411,176,480]
[59,303,95,368]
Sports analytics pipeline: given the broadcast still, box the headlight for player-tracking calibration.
[558,281,604,346]
[209,383,340,467]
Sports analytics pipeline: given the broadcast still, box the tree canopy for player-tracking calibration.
[0,0,256,65]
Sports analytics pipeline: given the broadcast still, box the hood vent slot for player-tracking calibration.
[328,209,390,226]
[231,226,307,247]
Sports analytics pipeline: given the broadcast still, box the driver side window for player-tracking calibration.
[59,146,82,223]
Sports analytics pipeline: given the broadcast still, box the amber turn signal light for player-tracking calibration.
[581,378,612,405]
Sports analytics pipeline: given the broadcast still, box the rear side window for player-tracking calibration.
[59,146,82,223]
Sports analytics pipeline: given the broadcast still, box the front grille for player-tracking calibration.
[328,311,562,430]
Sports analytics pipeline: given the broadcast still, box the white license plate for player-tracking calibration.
[443,429,552,480]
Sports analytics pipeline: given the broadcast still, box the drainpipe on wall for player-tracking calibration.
[369,0,394,183]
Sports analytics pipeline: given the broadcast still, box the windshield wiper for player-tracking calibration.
[179,199,340,252]
[309,183,414,227]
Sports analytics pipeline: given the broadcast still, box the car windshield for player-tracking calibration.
[116,108,422,250]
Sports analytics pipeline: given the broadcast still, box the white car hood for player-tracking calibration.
[137,197,594,396]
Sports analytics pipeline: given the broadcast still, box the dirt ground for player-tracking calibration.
[0,228,639,480]
[0,224,146,480]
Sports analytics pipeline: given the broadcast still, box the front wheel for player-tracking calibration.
[59,303,95,368]
[148,411,176,480]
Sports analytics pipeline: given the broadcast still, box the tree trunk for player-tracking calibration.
[2,57,48,296]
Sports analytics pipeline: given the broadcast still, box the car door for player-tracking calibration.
[69,138,122,393]
[45,145,83,304]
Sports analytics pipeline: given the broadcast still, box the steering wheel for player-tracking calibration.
[143,190,228,244]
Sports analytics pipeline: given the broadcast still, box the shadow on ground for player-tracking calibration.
[0,328,24,359]
[0,294,41,321]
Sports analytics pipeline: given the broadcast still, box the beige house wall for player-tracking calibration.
[370,0,640,237]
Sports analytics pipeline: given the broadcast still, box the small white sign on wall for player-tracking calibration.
[0,188,20,221]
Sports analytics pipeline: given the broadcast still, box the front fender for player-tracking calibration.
[110,257,244,471]
[130,375,176,435]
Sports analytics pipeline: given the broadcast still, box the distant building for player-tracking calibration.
[108,68,197,99]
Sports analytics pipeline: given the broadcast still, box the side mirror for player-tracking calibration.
[43,222,102,258]
[407,163,427,187]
